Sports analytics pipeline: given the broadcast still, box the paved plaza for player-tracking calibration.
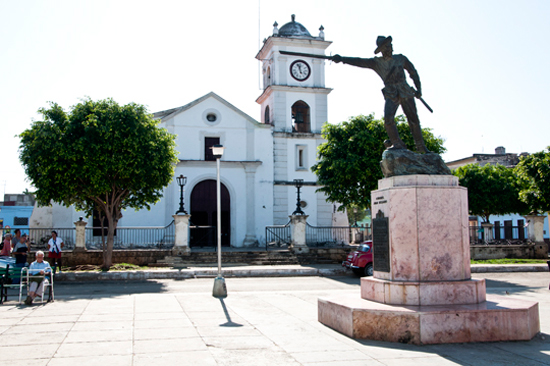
[1,272,550,365]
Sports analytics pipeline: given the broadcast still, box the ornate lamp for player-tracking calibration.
[292,179,305,215]
[175,174,187,214]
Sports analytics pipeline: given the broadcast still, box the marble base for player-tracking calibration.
[371,175,471,282]
[361,277,486,306]
[318,294,539,345]
[325,175,541,345]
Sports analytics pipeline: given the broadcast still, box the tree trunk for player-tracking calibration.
[101,210,116,270]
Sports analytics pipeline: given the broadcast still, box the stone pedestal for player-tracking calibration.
[290,214,309,253]
[73,219,87,252]
[318,175,540,344]
[525,215,548,259]
[525,214,546,242]
[481,222,494,244]
[172,214,191,256]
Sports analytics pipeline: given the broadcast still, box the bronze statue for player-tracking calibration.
[332,36,430,153]
[280,38,451,177]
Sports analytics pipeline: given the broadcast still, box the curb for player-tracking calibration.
[55,266,349,281]
[52,264,549,281]
[470,264,549,273]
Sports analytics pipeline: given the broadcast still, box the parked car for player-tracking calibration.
[342,240,373,277]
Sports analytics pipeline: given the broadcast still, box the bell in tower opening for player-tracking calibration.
[291,101,310,132]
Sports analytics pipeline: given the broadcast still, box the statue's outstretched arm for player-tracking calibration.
[332,55,376,69]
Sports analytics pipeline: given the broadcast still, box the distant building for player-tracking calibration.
[446,147,549,240]
[0,193,35,230]
[1,193,35,207]
[446,146,528,170]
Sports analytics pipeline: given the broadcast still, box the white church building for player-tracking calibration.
[31,15,346,248]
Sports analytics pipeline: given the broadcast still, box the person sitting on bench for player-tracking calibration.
[24,251,52,305]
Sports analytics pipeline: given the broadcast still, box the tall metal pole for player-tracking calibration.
[212,154,227,297]
[216,156,222,276]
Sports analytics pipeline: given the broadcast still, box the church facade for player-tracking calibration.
[31,16,345,248]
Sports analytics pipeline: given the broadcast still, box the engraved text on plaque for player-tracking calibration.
[372,210,390,272]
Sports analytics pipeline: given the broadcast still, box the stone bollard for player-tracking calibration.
[73,218,87,252]
[290,214,309,254]
[172,214,191,256]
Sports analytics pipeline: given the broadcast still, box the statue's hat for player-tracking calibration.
[374,35,392,54]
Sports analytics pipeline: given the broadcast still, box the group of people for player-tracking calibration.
[1,229,30,267]
[1,229,64,305]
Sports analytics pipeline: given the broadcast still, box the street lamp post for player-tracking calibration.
[211,144,227,298]
[292,179,305,215]
[175,174,187,214]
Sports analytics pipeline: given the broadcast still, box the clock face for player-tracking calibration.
[290,60,311,81]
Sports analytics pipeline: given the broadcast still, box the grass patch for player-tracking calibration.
[471,258,548,265]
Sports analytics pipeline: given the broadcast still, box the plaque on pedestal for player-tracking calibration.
[372,210,390,273]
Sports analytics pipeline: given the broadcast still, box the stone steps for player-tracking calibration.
[149,249,344,267]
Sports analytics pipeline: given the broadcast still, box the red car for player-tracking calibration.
[342,240,373,277]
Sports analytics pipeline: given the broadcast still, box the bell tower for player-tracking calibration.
[256,15,333,225]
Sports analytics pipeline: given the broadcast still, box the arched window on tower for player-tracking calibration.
[263,66,272,89]
[291,101,310,133]
[264,105,270,124]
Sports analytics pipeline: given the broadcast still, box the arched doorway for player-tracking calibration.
[190,180,230,247]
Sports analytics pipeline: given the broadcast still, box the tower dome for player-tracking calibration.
[278,14,312,38]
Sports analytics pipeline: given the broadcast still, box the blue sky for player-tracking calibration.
[1,0,549,196]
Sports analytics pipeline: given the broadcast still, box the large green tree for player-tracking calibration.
[19,98,179,269]
[515,147,550,215]
[453,163,528,222]
[311,114,446,210]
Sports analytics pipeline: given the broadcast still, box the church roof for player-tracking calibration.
[278,14,312,38]
[153,92,264,127]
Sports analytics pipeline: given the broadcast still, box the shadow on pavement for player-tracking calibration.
[323,274,362,286]
[50,280,171,300]
[347,332,550,365]
[485,278,544,298]
[219,298,243,327]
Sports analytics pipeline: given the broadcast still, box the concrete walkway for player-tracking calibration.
[51,263,549,281]
[1,273,550,365]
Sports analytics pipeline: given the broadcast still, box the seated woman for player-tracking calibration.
[24,251,52,305]
[0,233,13,257]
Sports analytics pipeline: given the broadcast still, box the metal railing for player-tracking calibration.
[306,223,351,247]
[1,227,76,251]
[265,221,291,250]
[470,225,528,245]
[85,220,175,250]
